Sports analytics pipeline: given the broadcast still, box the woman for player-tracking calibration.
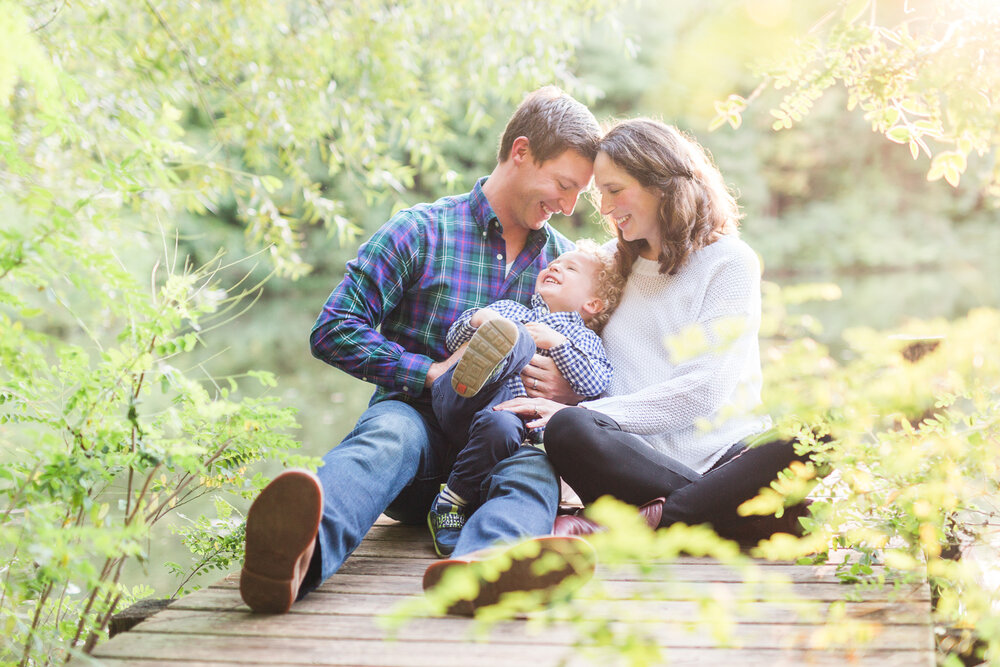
[498,119,807,537]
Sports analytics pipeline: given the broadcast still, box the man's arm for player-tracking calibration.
[309,213,432,396]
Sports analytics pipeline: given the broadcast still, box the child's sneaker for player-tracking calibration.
[452,318,519,398]
[427,487,467,557]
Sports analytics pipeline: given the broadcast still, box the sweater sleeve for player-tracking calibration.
[581,246,761,435]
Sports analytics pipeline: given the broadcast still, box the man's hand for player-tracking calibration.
[520,354,584,404]
[524,322,567,350]
[423,343,467,388]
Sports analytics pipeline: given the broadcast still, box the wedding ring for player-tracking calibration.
[532,378,538,390]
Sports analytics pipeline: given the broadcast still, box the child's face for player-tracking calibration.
[534,250,604,317]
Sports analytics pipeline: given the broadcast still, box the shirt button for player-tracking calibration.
[482,231,487,237]
[496,254,503,261]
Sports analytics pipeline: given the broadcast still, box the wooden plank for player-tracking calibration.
[87,652,932,667]
[132,608,933,651]
[169,586,934,625]
[257,554,916,586]
[90,631,932,666]
[73,518,934,667]
[211,571,929,602]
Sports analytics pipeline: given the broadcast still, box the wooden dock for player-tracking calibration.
[81,518,935,666]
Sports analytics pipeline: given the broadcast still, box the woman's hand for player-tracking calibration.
[494,396,567,429]
[520,354,584,404]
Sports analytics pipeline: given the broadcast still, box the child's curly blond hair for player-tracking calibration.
[574,238,625,334]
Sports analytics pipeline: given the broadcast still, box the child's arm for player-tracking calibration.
[547,325,613,398]
[445,300,529,352]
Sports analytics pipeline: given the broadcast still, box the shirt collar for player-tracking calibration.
[530,292,549,311]
[471,176,551,245]
[470,177,498,232]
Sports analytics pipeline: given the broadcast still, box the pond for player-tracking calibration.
[128,259,1000,598]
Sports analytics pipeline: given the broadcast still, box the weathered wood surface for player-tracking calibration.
[81,518,935,666]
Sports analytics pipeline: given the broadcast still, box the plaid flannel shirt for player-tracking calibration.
[310,177,574,406]
[446,293,613,399]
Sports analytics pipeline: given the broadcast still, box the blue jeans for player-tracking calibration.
[298,398,560,596]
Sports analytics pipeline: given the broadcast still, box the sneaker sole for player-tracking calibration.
[240,469,323,614]
[421,535,596,616]
[451,318,519,398]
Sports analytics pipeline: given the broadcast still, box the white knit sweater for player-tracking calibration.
[582,236,771,473]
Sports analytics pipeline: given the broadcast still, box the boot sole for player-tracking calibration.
[240,469,323,614]
[422,535,596,616]
[451,319,519,398]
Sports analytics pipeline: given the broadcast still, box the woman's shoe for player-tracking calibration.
[552,497,665,536]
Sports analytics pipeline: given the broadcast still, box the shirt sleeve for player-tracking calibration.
[548,325,613,398]
[581,248,762,434]
[445,300,532,352]
[309,211,431,394]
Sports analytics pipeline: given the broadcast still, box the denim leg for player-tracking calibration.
[452,445,559,557]
[300,400,446,595]
[446,406,526,506]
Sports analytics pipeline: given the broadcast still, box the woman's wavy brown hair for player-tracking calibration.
[597,119,742,281]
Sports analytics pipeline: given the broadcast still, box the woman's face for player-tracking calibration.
[594,152,662,258]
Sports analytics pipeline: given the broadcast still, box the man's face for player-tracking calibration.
[534,250,603,316]
[509,148,594,234]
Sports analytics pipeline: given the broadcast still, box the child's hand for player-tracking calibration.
[469,308,502,328]
[524,322,567,350]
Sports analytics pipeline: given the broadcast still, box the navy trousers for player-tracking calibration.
[431,322,537,505]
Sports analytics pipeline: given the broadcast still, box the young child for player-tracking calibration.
[428,239,623,556]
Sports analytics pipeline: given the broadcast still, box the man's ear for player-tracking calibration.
[511,136,532,165]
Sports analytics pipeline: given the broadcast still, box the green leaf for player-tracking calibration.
[842,0,871,24]
[886,126,911,144]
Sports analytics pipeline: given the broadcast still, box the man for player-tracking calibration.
[239,87,600,615]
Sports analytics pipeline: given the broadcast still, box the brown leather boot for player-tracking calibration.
[552,497,665,536]
[240,469,323,614]
[422,535,597,616]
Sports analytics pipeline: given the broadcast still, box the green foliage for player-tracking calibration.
[715,0,1000,195]
[756,283,1000,664]
[0,220,314,664]
[165,496,247,598]
[3,0,620,279]
[1,1,630,663]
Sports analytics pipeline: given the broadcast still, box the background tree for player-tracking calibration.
[0,1,621,664]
